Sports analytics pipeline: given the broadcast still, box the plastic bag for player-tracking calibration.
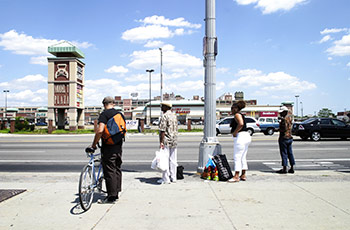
[151,148,168,171]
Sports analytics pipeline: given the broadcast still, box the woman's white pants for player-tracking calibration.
[162,146,177,182]
[233,132,251,172]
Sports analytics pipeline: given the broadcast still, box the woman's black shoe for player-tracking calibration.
[288,169,295,174]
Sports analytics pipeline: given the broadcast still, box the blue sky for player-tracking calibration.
[0,0,349,116]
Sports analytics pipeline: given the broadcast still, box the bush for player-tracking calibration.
[15,117,34,132]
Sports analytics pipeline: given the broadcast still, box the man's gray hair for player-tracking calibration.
[102,96,115,105]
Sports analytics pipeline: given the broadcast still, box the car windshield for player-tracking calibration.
[301,118,317,124]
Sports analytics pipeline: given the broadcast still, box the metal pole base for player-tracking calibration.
[197,138,222,173]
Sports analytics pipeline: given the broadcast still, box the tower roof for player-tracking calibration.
[48,41,85,58]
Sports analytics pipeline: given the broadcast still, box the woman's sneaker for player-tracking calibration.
[157,179,170,184]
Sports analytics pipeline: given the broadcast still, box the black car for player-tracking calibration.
[292,118,350,141]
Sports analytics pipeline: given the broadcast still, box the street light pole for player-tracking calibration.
[300,101,303,118]
[159,48,163,102]
[3,90,9,120]
[198,0,221,172]
[146,69,154,125]
[295,95,299,118]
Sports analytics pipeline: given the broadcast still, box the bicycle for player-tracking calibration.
[78,146,105,211]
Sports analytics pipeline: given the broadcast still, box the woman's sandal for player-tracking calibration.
[227,177,240,183]
[240,176,247,181]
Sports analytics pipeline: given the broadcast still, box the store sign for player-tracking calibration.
[36,112,47,117]
[77,84,83,108]
[77,64,83,81]
[126,120,139,130]
[54,84,69,106]
[260,111,278,117]
[172,108,190,115]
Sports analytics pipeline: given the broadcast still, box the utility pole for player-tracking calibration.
[159,48,163,102]
[3,90,9,120]
[146,69,154,125]
[198,0,221,172]
[295,95,299,118]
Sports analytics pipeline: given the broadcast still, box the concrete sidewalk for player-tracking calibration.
[1,170,350,230]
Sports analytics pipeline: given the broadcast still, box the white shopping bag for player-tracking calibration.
[151,148,168,171]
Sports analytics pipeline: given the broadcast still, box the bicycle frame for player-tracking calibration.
[87,152,103,189]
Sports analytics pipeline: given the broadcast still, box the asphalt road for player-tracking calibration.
[0,133,350,172]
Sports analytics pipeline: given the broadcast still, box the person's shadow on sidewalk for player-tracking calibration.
[135,177,160,185]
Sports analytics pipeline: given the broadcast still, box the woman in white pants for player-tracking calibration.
[228,100,252,183]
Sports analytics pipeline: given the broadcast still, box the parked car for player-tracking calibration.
[292,117,350,141]
[152,119,160,125]
[216,116,260,136]
[258,117,280,135]
[35,121,47,126]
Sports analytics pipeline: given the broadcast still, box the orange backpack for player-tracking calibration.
[102,113,127,145]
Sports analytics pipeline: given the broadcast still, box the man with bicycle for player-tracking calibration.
[91,96,124,204]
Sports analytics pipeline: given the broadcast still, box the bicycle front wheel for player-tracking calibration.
[79,165,94,211]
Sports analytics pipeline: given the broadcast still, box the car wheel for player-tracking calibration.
[266,128,274,135]
[341,137,348,141]
[311,131,321,141]
[247,128,254,136]
[216,128,220,136]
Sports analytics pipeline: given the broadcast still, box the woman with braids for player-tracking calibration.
[228,100,251,183]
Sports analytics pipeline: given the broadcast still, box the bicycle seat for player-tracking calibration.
[85,147,95,154]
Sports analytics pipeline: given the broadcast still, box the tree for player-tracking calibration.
[317,108,335,118]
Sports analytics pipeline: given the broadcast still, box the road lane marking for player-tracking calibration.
[0,151,46,153]
[1,158,350,164]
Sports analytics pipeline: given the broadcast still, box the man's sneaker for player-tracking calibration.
[157,179,170,184]
[98,196,117,204]
[288,168,295,174]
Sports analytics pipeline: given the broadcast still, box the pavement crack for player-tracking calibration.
[291,182,350,216]
[208,182,238,230]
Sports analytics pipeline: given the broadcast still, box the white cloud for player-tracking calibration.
[235,0,307,14]
[144,40,164,48]
[16,74,47,83]
[127,45,202,75]
[122,25,175,42]
[104,65,129,74]
[229,69,316,94]
[327,34,350,56]
[139,15,201,29]
[0,74,47,106]
[347,62,350,67]
[320,28,349,35]
[328,57,333,61]
[30,56,48,65]
[319,35,332,44]
[0,30,92,58]
[122,15,201,42]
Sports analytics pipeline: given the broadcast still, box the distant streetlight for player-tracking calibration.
[3,90,9,120]
[159,48,163,102]
[295,95,299,117]
[300,101,303,118]
[146,69,154,125]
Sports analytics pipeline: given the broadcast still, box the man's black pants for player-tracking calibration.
[101,144,122,197]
